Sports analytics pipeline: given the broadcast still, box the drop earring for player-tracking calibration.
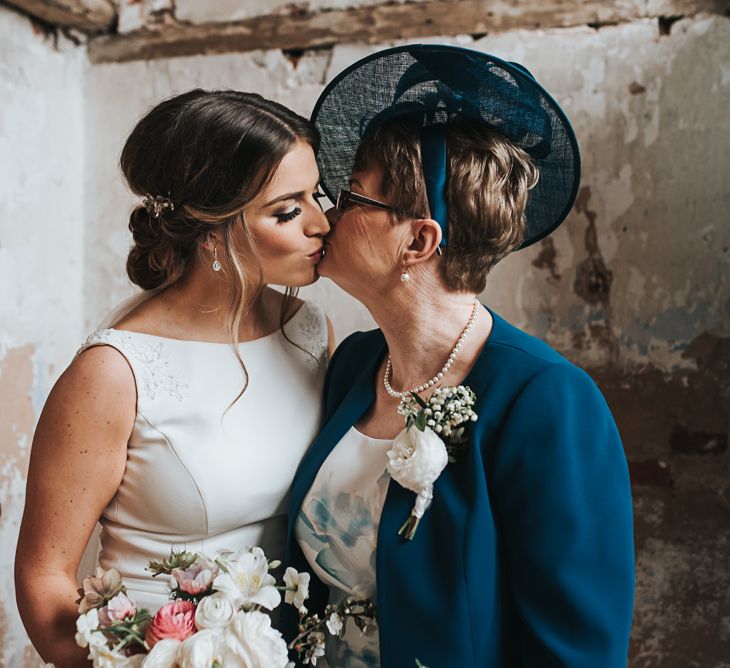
[400,265,410,283]
[212,245,222,272]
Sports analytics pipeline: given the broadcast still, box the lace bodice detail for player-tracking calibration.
[80,301,327,402]
[82,328,191,401]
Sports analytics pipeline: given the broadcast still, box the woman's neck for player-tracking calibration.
[122,260,275,342]
[358,283,492,393]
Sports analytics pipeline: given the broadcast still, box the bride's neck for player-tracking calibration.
[157,261,269,339]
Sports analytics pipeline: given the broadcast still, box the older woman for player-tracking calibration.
[286,46,634,668]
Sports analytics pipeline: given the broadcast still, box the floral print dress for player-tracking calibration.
[295,427,393,667]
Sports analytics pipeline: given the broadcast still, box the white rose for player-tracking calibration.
[141,639,181,668]
[178,629,224,668]
[386,426,448,493]
[75,608,105,649]
[213,547,281,611]
[90,643,144,667]
[221,611,290,668]
[195,592,235,630]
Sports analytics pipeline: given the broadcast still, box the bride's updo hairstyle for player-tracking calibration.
[121,89,318,290]
[120,90,319,399]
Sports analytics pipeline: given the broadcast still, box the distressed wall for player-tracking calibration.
[468,19,730,666]
[1,0,729,665]
[0,5,86,666]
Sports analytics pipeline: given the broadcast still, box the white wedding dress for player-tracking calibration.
[77,297,327,612]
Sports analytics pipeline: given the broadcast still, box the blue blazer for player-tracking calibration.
[285,307,634,667]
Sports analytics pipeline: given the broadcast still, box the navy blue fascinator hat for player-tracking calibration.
[311,44,581,250]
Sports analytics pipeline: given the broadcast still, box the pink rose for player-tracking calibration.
[145,600,197,648]
[172,557,218,595]
[98,593,137,626]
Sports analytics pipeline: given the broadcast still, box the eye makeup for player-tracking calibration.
[274,207,302,223]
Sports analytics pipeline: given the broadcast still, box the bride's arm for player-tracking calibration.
[15,346,135,668]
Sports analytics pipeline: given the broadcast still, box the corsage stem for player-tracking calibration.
[398,515,421,541]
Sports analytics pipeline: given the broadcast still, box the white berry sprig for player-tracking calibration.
[398,385,477,459]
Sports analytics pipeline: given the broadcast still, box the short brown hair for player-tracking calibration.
[354,118,539,293]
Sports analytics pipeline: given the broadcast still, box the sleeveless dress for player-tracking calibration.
[295,426,392,667]
[77,300,327,613]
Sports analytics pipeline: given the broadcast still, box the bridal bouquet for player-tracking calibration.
[74,546,374,667]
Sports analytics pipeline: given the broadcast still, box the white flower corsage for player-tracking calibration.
[386,386,478,540]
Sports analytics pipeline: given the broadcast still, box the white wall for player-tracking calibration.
[0,6,86,666]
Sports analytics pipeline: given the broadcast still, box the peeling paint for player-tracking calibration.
[0,344,37,666]
[573,186,614,306]
[629,81,646,94]
[531,237,561,281]
[1,6,85,663]
[0,344,35,472]
[682,331,730,380]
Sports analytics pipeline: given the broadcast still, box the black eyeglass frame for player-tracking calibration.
[334,188,444,255]
[335,189,421,219]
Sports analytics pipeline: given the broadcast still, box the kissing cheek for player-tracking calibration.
[255,224,321,284]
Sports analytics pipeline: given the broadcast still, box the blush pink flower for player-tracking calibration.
[145,600,196,648]
[98,592,137,626]
[172,556,218,596]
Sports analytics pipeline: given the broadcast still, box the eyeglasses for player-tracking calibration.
[334,188,443,255]
[335,189,420,219]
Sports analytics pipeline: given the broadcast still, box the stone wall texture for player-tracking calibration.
[1,0,728,665]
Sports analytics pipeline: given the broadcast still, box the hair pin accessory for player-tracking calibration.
[143,195,175,219]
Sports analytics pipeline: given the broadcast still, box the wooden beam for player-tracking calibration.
[87,0,730,64]
[2,0,115,32]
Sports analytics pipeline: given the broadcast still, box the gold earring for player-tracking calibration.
[212,245,221,272]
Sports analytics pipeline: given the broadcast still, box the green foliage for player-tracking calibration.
[148,548,197,576]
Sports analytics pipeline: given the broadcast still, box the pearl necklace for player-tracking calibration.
[383,299,480,399]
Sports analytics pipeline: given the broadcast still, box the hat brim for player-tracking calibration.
[311,44,581,249]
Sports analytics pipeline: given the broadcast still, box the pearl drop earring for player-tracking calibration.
[400,268,411,283]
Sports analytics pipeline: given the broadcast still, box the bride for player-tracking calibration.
[14,89,332,667]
